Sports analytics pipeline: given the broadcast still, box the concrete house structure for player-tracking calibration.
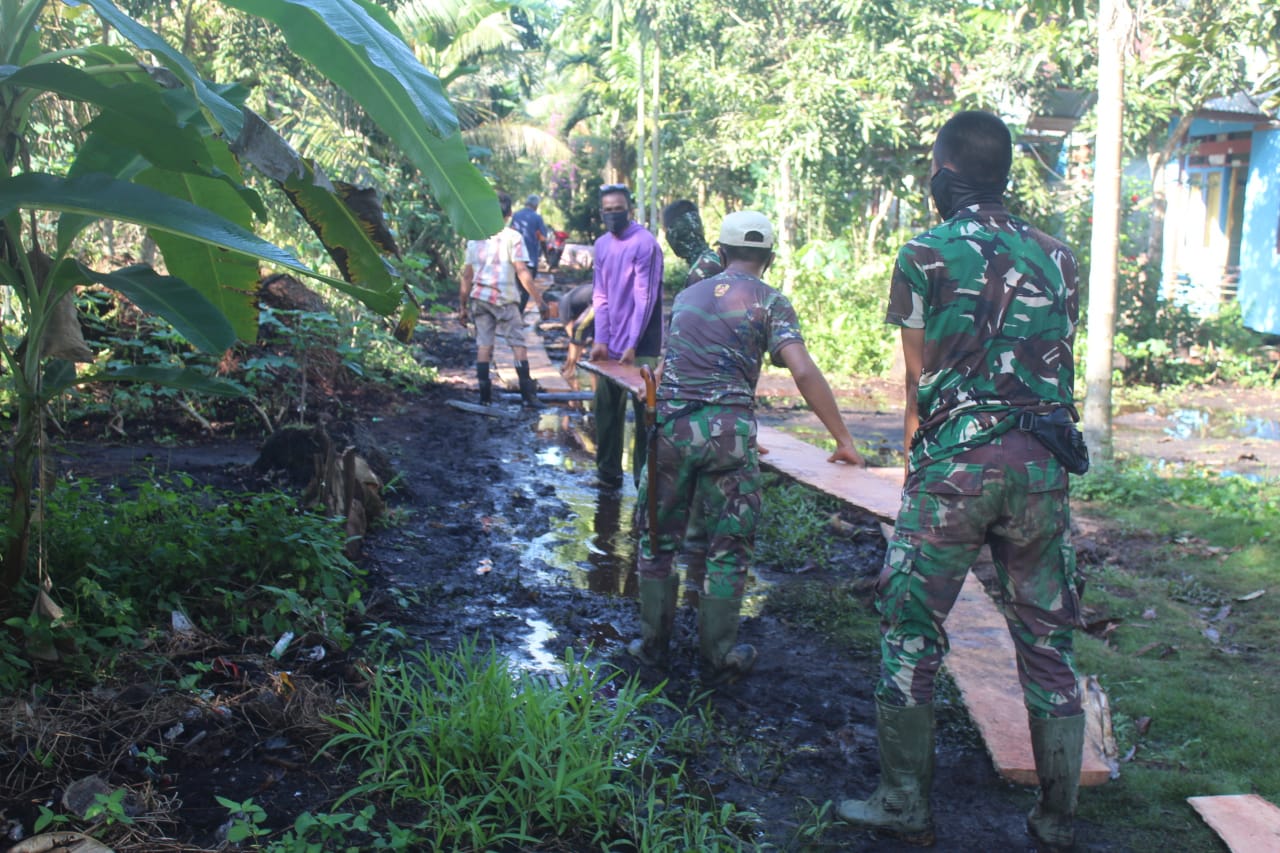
[1158,92,1280,334]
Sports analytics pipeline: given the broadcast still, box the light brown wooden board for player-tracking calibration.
[1188,795,1280,852]
[945,573,1114,787]
[578,358,646,399]
[755,426,902,522]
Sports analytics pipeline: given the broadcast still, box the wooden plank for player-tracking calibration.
[445,399,519,419]
[1189,795,1280,852]
[578,358,646,399]
[756,426,902,522]
[945,573,1113,787]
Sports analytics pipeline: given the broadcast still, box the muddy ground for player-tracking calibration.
[7,282,1280,852]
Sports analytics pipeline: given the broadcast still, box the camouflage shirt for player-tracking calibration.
[685,247,724,287]
[886,203,1079,469]
[659,270,803,408]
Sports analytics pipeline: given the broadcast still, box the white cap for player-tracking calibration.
[718,210,774,249]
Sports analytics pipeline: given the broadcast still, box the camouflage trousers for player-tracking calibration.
[877,429,1083,719]
[637,403,760,600]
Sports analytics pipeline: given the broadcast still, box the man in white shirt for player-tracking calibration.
[459,191,545,405]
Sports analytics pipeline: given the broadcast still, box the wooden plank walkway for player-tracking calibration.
[1188,795,1280,852]
[582,360,1114,786]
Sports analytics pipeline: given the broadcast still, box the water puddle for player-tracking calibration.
[1159,408,1280,441]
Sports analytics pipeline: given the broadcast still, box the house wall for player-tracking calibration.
[1239,127,1280,335]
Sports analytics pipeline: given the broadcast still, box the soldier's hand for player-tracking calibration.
[828,444,867,467]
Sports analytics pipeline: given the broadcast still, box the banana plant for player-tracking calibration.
[0,0,503,605]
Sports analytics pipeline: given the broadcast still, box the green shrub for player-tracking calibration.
[783,239,896,377]
[0,476,364,691]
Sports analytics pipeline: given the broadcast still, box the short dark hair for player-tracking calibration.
[662,199,699,230]
[934,111,1013,184]
[497,191,513,218]
[721,244,773,265]
[599,183,632,205]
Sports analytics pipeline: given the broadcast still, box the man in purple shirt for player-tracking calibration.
[589,184,664,489]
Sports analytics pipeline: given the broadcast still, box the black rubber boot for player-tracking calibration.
[837,700,936,846]
[1027,713,1085,852]
[627,574,679,666]
[477,362,492,405]
[516,361,539,407]
[697,596,757,685]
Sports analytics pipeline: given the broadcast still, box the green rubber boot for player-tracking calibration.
[697,596,757,685]
[627,574,679,666]
[1027,713,1085,852]
[837,700,935,846]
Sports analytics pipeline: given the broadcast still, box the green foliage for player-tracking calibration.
[754,477,841,571]
[1073,458,1280,541]
[321,640,747,850]
[0,476,363,691]
[784,239,896,377]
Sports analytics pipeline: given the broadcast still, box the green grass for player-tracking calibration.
[311,640,750,851]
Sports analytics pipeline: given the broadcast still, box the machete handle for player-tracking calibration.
[640,364,656,412]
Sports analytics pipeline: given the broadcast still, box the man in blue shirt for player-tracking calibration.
[511,194,547,313]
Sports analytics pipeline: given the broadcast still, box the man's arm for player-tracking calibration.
[459,264,475,322]
[514,260,544,312]
[900,326,924,482]
[777,342,865,466]
[590,254,610,361]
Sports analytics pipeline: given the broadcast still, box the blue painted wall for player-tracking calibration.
[1239,127,1280,334]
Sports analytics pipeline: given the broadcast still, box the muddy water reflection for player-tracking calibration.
[524,412,770,614]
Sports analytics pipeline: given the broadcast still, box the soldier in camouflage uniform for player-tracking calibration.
[662,199,724,287]
[836,111,1085,852]
[660,200,726,595]
[629,211,864,685]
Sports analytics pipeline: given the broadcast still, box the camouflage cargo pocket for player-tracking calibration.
[876,538,917,622]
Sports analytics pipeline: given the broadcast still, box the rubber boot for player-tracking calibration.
[697,596,757,685]
[627,574,679,666]
[516,361,539,407]
[837,700,936,846]
[476,362,492,405]
[1027,713,1085,852]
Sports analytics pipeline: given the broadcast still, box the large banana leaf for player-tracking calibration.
[73,263,237,354]
[0,172,400,318]
[79,0,246,140]
[220,0,502,239]
[281,158,397,297]
[134,151,262,340]
[79,366,245,396]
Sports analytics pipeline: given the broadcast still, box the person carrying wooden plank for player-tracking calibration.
[589,184,665,489]
[628,211,864,685]
[836,111,1087,851]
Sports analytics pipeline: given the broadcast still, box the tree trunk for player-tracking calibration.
[1082,0,1132,462]
[649,30,661,232]
[635,30,647,228]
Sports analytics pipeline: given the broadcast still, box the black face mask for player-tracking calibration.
[929,167,1005,220]
[602,210,630,235]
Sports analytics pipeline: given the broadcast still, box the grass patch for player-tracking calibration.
[280,641,751,851]
[754,476,845,571]
[1070,461,1280,848]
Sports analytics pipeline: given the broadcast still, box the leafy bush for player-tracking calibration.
[783,239,896,377]
[0,476,364,690]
